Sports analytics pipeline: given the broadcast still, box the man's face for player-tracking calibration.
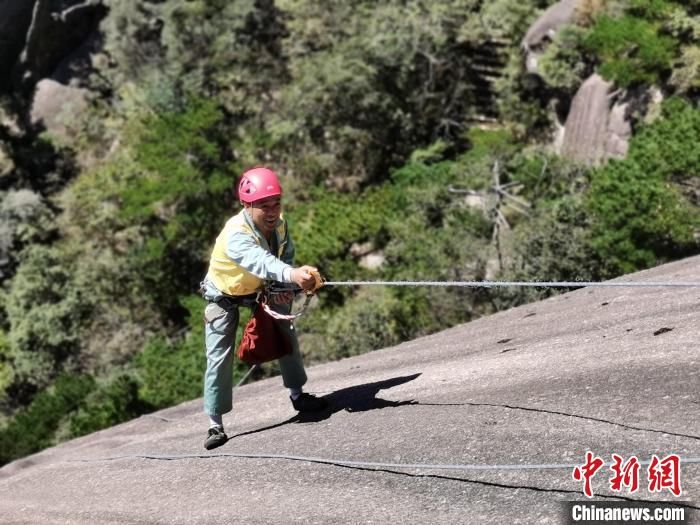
[245,195,282,236]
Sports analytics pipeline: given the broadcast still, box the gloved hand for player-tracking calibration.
[290,265,320,292]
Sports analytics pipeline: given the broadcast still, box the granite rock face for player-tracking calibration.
[521,1,633,165]
[521,0,580,74]
[560,73,632,165]
[0,0,106,138]
[0,255,697,524]
[560,73,612,164]
[0,0,38,92]
[30,78,90,139]
[16,0,107,93]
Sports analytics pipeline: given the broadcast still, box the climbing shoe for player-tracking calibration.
[291,392,328,413]
[204,426,228,450]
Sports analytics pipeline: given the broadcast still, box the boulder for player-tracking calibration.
[521,0,581,74]
[359,252,386,271]
[560,73,631,165]
[30,78,90,141]
[605,100,631,159]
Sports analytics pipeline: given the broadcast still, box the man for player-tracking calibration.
[200,167,327,450]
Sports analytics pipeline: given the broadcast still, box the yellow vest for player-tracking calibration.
[206,211,288,296]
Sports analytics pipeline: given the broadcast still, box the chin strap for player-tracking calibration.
[260,270,325,321]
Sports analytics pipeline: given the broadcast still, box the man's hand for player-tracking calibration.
[290,265,319,291]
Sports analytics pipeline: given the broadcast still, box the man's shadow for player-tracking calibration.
[231,373,421,439]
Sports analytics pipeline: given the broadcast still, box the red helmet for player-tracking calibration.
[238,167,283,203]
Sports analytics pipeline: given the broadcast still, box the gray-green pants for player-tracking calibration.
[202,285,307,416]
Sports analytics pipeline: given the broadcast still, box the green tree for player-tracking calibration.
[268,0,489,186]
[587,98,699,273]
[538,25,592,93]
[0,189,56,281]
[4,245,91,405]
[65,373,149,438]
[135,294,251,409]
[0,374,94,465]
[99,0,288,117]
[585,12,677,87]
[0,329,12,408]
[121,99,233,303]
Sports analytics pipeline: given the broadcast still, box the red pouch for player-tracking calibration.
[236,306,293,365]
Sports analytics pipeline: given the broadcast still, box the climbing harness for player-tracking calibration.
[261,270,325,321]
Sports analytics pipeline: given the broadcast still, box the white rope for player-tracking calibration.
[323,280,700,288]
[261,294,313,320]
[70,453,700,472]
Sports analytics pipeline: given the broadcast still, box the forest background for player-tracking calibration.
[0,0,698,465]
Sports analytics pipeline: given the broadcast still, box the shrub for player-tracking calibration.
[294,149,504,361]
[499,196,604,306]
[0,330,13,406]
[135,335,205,409]
[587,98,699,273]
[289,182,406,280]
[65,374,149,438]
[538,25,592,93]
[135,295,206,409]
[0,374,94,466]
[585,14,677,87]
[4,245,91,399]
[135,294,252,409]
[670,46,700,94]
[321,288,405,360]
[0,189,56,281]
[127,99,233,298]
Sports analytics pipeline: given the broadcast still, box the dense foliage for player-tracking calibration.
[0,0,697,465]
